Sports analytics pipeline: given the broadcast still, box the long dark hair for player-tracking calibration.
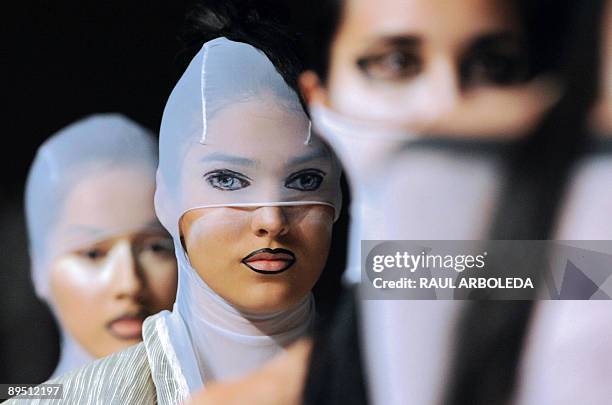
[444,1,606,404]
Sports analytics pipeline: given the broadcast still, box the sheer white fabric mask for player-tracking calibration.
[310,103,504,405]
[152,38,342,396]
[155,38,341,239]
[25,113,162,377]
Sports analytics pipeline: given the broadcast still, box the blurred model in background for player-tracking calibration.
[24,114,177,378]
[298,1,567,404]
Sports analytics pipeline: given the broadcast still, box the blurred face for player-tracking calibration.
[178,100,336,314]
[593,0,612,132]
[301,0,557,136]
[48,167,177,358]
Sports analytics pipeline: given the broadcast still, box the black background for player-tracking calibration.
[2,0,194,383]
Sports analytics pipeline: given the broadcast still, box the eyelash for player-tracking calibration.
[203,168,326,192]
[285,169,326,191]
[356,45,529,86]
[142,238,174,256]
[204,169,252,191]
[357,50,421,81]
[77,247,107,261]
[460,50,529,87]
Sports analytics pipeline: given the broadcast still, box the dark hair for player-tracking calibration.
[181,0,306,99]
[299,0,572,82]
[294,0,342,83]
[445,1,606,404]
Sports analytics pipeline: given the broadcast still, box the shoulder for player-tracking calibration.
[142,310,194,405]
[48,343,155,404]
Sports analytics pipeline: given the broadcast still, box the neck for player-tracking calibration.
[51,330,94,379]
[173,246,314,381]
[177,264,314,337]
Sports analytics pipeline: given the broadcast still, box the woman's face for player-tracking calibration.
[178,100,336,314]
[48,167,177,358]
[302,0,556,136]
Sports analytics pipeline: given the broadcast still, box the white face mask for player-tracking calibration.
[26,114,161,299]
[155,38,341,240]
[310,98,612,405]
[310,103,504,284]
[153,37,342,392]
[25,114,164,377]
[309,101,514,405]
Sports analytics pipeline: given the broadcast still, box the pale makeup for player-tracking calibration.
[48,167,177,358]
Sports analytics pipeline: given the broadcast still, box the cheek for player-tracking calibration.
[327,47,377,119]
[49,259,107,311]
[48,258,109,342]
[184,210,250,273]
[291,209,334,265]
[327,49,429,123]
[186,212,245,252]
[139,254,178,309]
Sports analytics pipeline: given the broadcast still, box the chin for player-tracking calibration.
[240,300,289,314]
[236,284,301,314]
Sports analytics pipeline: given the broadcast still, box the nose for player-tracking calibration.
[250,206,290,238]
[109,240,144,300]
[417,57,461,127]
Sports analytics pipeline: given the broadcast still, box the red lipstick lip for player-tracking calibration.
[106,312,147,340]
[241,248,296,275]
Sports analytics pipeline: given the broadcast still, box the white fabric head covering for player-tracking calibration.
[310,104,504,404]
[155,38,341,240]
[153,37,341,393]
[24,113,161,377]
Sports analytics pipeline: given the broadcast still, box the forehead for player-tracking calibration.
[58,165,157,233]
[339,0,521,42]
[202,99,328,164]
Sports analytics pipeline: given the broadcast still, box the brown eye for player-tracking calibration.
[285,169,325,191]
[463,53,528,86]
[141,237,174,257]
[357,50,422,81]
[461,36,530,88]
[79,248,106,261]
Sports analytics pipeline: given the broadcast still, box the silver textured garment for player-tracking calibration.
[6,313,189,405]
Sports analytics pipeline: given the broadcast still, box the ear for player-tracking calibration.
[299,70,329,107]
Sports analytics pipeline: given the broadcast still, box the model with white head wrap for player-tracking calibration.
[144,36,343,397]
[25,114,177,378]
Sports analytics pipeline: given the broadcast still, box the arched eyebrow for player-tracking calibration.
[362,35,421,49]
[287,148,329,166]
[200,152,256,167]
